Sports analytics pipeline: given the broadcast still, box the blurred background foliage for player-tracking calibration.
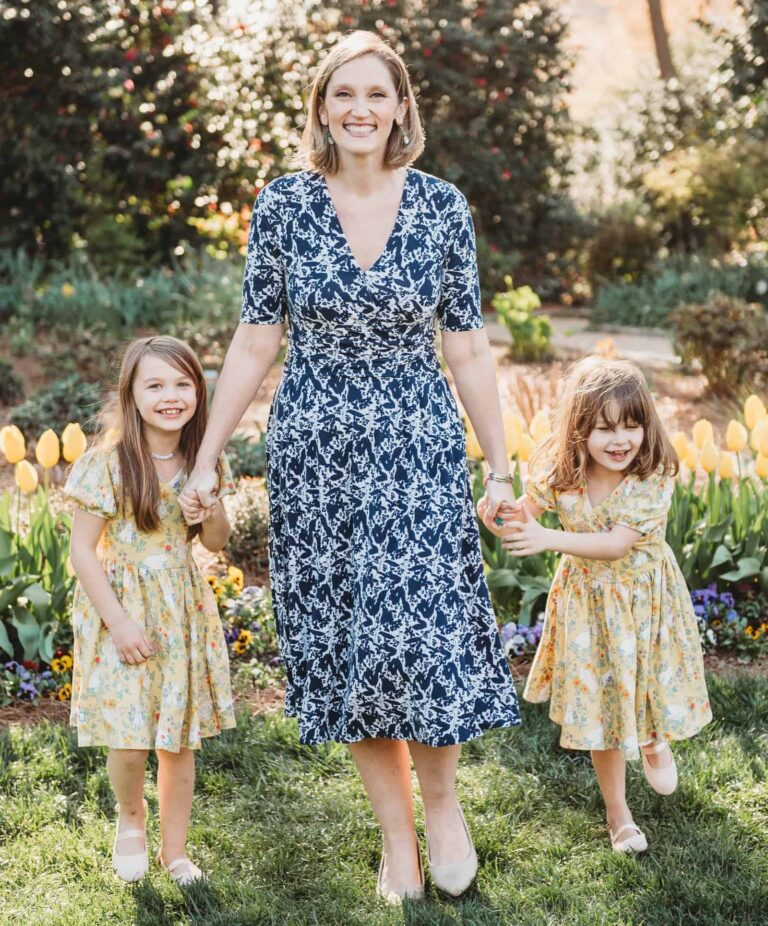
[0,1,767,354]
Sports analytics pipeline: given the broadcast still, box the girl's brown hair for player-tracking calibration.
[531,356,679,492]
[111,336,220,536]
[292,30,425,174]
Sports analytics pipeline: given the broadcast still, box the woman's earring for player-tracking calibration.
[327,130,335,146]
[402,125,410,146]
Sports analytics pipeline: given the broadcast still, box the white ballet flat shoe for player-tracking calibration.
[157,853,206,887]
[609,822,648,854]
[642,741,678,795]
[426,805,478,898]
[376,839,424,905]
[112,799,149,882]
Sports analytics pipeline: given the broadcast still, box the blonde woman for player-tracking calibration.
[181,31,519,902]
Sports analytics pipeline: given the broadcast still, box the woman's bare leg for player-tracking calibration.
[349,738,422,893]
[409,742,470,866]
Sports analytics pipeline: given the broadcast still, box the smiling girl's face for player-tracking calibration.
[586,400,645,474]
[318,54,407,163]
[131,353,197,439]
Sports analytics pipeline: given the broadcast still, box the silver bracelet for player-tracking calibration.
[486,471,514,485]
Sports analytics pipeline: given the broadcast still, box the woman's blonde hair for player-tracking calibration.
[292,30,425,174]
[531,356,679,492]
[108,336,222,537]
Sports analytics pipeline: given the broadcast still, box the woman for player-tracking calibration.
[180,30,520,902]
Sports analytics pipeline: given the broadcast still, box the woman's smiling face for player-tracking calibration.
[319,54,407,161]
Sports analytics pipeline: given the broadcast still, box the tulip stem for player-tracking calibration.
[15,486,21,546]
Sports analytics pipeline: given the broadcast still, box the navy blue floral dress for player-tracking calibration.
[241,167,520,746]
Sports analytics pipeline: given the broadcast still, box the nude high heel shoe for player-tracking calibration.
[426,804,478,898]
[642,741,678,795]
[112,799,149,882]
[376,838,424,905]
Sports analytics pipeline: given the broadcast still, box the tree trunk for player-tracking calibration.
[647,0,677,80]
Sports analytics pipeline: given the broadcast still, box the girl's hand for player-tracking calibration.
[501,506,551,557]
[110,615,154,665]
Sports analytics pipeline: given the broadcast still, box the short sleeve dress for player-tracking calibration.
[523,467,711,758]
[64,447,237,752]
[240,168,521,746]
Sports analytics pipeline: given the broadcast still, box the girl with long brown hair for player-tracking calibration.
[481,357,712,852]
[65,336,236,886]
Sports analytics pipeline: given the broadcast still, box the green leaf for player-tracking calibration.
[10,607,41,662]
[0,621,14,658]
[711,545,733,568]
[720,557,762,582]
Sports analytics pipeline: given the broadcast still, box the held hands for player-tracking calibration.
[500,506,550,557]
[178,468,219,526]
[110,614,154,665]
[477,485,551,557]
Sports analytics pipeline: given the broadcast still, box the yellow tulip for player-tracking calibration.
[759,426,768,457]
[15,460,39,494]
[35,429,60,469]
[465,428,483,460]
[670,431,689,460]
[683,445,699,470]
[699,438,718,473]
[756,452,768,479]
[529,409,551,442]
[718,451,736,480]
[725,420,748,453]
[692,418,714,449]
[0,425,26,464]
[744,394,767,429]
[751,418,768,453]
[518,432,535,463]
[62,423,87,463]
[503,412,524,457]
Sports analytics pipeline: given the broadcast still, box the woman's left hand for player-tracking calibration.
[501,507,550,557]
[477,477,516,527]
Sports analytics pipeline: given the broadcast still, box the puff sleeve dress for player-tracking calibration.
[64,447,237,752]
[240,168,521,746]
[523,468,712,758]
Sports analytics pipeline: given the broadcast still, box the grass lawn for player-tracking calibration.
[0,674,766,926]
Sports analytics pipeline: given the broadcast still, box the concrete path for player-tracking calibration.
[485,313,678,368]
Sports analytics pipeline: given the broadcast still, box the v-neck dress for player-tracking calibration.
[523,468,712,758]
[240,168,520,746]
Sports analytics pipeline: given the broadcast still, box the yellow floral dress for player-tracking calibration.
[523,468,712,758]
[64,447,237,752]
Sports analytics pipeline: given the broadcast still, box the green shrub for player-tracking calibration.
[492,276,553,362]
[0,360,24,405]
[225,479,270,576]
[10,376,103,436]
[671,293,768,394]
[227,433,267,480]
[587,207,661,291]
[592,253,768,328]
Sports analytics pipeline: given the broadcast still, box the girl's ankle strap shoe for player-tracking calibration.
[112,799,149,882]
[641,741,678,795]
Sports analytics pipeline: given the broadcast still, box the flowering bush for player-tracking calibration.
[0,648,73,706]
[692,585,768,660]
[206,569,283,688]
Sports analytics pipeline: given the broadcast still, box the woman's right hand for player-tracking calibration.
[110,615,154,664]
[179,467,219,522]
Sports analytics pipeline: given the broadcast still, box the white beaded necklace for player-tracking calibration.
[150,450,176,461]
